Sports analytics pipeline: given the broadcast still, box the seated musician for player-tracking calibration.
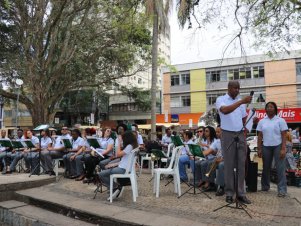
[29,129,52,174]
[194,126,217,186]
[161,128,172,153]
[178,130,195,182]
[197,127,225,195]
[82,128,114,183]
[9,129,26,173]
[23,130,40,174]
[0,130,12,174]
[62,129,85,179]
[41,127,68,176]
[99,131,138,200]
[99,124,127,170]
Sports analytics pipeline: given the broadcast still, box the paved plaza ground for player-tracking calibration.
[1,169,300,226]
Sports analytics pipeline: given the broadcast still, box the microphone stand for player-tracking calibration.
[213,108,256,218]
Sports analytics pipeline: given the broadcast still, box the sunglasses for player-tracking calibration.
[197,130,203,133]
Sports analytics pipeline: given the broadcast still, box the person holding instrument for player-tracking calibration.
[23,130,40,174]
[257,101,288,197]
[216,80,252,204]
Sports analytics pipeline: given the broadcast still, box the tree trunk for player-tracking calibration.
[151,5,158,141]
[27,97,54,127]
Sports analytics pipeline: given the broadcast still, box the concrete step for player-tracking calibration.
[14,187,206,226]
[0,200,95,226]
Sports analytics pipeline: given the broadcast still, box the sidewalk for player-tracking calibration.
[5,171,300,226]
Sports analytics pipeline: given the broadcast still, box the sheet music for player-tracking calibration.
[91,146,104,158]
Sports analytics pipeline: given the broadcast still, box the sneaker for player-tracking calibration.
[216,187,225,196]
[278,192,286,197]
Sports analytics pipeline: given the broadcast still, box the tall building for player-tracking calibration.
[108,25,171,124]
[160,50,301,127]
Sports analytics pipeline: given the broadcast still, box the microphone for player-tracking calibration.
[247,91,254,108]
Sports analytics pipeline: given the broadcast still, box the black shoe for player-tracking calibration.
[202,185,215,192]
[216,187,225,196]
[237,196,251,204]
[226,196,233,203]
[49,171,55,176]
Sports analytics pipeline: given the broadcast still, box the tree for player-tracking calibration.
[145,0,171,140]
[176,0,301,55]
[0,0,151,127]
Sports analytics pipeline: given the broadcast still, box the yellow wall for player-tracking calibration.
[264,59,297,108]
[190,69,206,113]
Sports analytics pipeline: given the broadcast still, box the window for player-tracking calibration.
[138,78,142,84]
[182,96,191,107]
[297,63,301,76]
[171,75,180,86]
[206,72,211,83]
[228,70,234,80]
[181,73,190,85]
[253,67,259,78]
[220,70,227,81]
[170,96,181,107]
[259,66,264,77]
[246,67,251,79]
[211,71,220,82]
[234,69,239,80]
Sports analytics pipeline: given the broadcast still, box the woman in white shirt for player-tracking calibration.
[257,102,288,197]
[99,130,138,199]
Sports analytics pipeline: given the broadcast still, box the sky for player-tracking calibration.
[169,5,300,65]
[169,10,260,65]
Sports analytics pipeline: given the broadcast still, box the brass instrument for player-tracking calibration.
[205,157,222,177]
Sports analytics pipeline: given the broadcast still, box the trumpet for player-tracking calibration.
[205,157,223,177]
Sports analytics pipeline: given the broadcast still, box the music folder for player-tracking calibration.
[22,139,36,149]
[11,141,25,149]
[171,136,184,147]
[86,137,101,149]
[188,144,204,158]
[61,138,72,149]
[0,139,13,148]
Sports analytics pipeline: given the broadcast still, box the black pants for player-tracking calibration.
[83,154,105,178]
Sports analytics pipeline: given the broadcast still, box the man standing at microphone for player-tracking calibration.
[216,81,253,204]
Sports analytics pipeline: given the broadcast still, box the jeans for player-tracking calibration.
[216,161,225,187]
[178,155,190,181]
[262,145,287,194]
[25,152,39,174]
[99,167,125,189]
[41,150,64,172]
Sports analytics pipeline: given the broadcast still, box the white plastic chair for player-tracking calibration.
[150,143,174,176]
[54,158,63,181]
[109,147,139,203]
[139,153,151,175]
[153,145,183,198]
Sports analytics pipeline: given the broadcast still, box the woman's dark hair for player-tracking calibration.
[117,123,127,132]
[72,129,81,137]
[42,129,50,137]
[265,101,278,115]
[85,128,92,136]
[205,126,217,142]
[122,131,138,149]
[184,130,193,139]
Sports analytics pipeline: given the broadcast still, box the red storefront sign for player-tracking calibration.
[253,108,301,123]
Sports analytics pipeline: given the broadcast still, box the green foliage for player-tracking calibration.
[119,85,153,111]
[0,0,151,125]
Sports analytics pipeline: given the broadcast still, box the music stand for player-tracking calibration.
[11,141,25,172]
[86,138,101,149]
[178,144,211,199]
[29,124,51,177]
[0,139,12,173]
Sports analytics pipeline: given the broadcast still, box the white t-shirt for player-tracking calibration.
[71,137,85,151]
[182,139,195,155]
[0,137,10,152]
[209,138,222,158]
[118,144,133,169]
[41,136,52,149]
[257,115,288,146]
[162,135,172,145]
[216,94,247,131]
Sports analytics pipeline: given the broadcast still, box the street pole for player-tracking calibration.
[15,78,23,128]
[0,96,4,129]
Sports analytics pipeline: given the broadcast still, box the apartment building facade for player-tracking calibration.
[160,50,301,127]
